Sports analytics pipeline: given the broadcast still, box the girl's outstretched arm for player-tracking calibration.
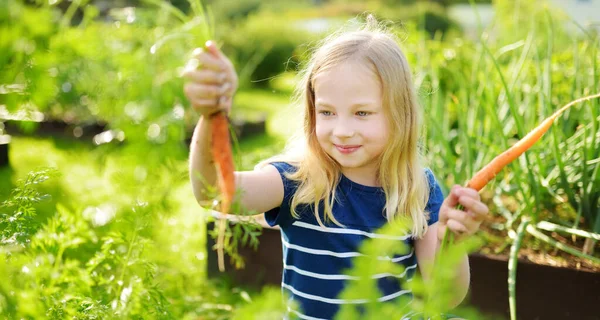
[185,41,284,214]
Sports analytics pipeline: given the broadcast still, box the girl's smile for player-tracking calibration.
[334,144,361,154]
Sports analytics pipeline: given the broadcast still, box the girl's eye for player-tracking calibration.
[319,110,333,116]
[356,111,370,116]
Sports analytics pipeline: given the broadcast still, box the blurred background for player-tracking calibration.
[1,0,599,319]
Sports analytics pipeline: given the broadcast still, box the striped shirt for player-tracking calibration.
[264,162,445,320]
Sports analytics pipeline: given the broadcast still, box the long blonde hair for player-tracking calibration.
[258,16,431,238]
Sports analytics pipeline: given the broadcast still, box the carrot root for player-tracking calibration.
[210,112,235,272]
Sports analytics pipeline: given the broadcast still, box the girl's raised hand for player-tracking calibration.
[183,41,238,116]
[437,185,489,242]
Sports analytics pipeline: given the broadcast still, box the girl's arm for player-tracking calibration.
[185,42,284,214]
[414,223,470,309]
[415,185,488,308]
[189,116,285,214]
[188,115,218,204]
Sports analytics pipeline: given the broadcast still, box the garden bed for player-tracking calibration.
[2,115,267,143]
[468,252,600,319]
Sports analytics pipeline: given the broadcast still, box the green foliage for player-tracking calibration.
[0,1,59,111]
[3,0,600,318]
[0,168,171,319]
[0,140,277,319]
[335,219,485,319]
[0,168,58,246]
[223,11,316,88]
[1,0,204,146]
[205,198,263,269]
[418,4,458,37]
[231,287,293,320]
[410,2,600,307]
[373,2,461,38]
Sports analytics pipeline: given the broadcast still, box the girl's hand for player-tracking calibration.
[437,185,489,242]
[183,40,238,117]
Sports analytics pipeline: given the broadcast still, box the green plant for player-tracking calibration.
[0,168,57,246]
[335,219,485,319]
[375,2,461,38]
[223,11,316,88]
[418,1,600,318]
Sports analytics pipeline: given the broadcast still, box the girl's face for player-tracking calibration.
[313,60,389,184]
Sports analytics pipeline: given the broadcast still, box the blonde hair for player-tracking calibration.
[258,15,431,238]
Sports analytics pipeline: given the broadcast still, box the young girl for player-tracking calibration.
[184,18,489,320]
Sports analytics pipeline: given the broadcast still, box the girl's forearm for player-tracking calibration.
[189,116,218,204]
[451,253,470,308]
[435,239,471,309]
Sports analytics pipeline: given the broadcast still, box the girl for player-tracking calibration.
[184,18,488,320]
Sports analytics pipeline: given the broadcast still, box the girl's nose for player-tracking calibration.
[332,120,355,138]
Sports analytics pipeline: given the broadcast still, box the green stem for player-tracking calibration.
[526,225,600,264]
[60,0,82,29]
[47,245,66,289]
[116,231,138,299]
[536,221,600,241]
[508,219,530,320]
[439,204,465,255]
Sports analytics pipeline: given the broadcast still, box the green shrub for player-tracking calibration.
[376,2,460,37]
[223,11,316,88]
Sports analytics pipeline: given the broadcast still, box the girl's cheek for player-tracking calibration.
[315,124,328,138]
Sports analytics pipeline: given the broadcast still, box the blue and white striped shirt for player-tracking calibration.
[265,162,445,320]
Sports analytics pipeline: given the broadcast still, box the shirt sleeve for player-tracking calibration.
[264,162,298,227]
[424,168,445,226]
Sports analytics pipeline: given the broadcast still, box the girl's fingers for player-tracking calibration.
[220,82,233,97]
[457,196,489,221]
[196,51,228,72]
[445,208,480,233]
[446,208,477,228]
[218,96,233,113]
[446,219,469,234]
[460,187,481,200]
[440,185,461,214]
[184,69,227,85]
[190,98,220,110]
[184,83,230,100]
[204,40,227,60]
[184,83,218,100]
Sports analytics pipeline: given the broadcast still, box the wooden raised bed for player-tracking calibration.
[0,134,10,168]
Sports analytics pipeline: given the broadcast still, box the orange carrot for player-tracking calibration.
[211,111,235,273]
[466,92,600,191]
[204,42,236,272]
[211,112,235,214]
